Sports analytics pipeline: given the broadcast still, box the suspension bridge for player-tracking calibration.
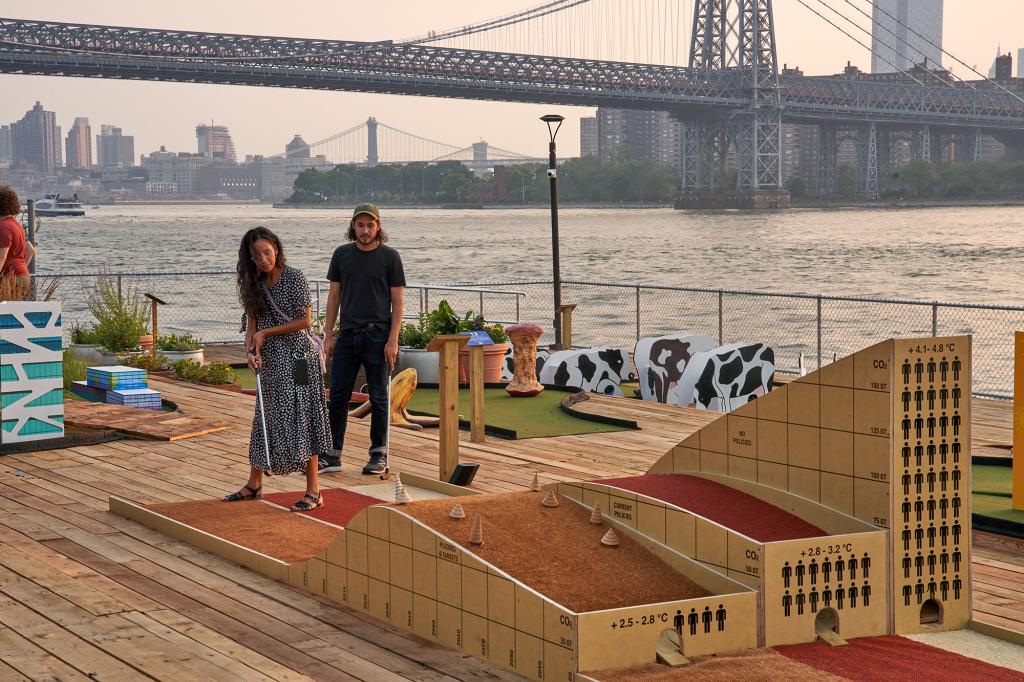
[272,116,548,172]
[2,1,1023,207]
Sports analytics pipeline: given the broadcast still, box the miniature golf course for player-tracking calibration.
[399,491,710,612]
[405,386,631,439]
[973,463,1024,532]
[598,474,827,542]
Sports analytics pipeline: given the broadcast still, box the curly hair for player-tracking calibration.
[346,218,389,244]
[237,226,286,322]
[0,185,20,216]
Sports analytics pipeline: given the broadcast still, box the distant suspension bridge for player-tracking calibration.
[268,117,551,172]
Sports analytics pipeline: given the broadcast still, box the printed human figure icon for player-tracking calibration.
[927,358,936,382]
[939,357,948,381]
[951,357,961,381]
[902,388,911,411]
[821,557,831,582]
[715,605,726,631]
[673,610,683,634]
[902,554,911,579]
[701,606,712,633]
[795,561,805,586]
[914,358,924,383]
[782,561,791,587]
[782,591,792,617]
[795,591,805,616]
[860,553,870,578]
[808,589,818,613]
[903,584,912,606]
[862,582,871,606]
[822,587,832,608]
[939,386,948,408]
[902,359,911,384]
[808,559,818,585]
[688,608,698,634]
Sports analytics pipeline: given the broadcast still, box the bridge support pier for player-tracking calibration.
[817,125,837,198]
[859,123,879,200]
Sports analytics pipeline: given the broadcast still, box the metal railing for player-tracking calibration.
[451,279,1024,399]
[51,270,525,347]
[46,271,1023,398]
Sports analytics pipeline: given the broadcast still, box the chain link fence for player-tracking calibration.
[454,280,1024,399]
[47,272,1024,398]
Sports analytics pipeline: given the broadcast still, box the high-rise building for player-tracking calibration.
[871,0,943,74]
[1018,48,1024,78]
[196,124,237,163]
[580,116,598,157]
[65,117,93,170]
[11,101,63,173]
[0,125,12,164]
[596,109,684,170]
[96,125,135,168]
[994,53,1013,80]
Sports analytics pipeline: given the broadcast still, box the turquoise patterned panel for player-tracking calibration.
[0,314,22,329]
[19,418,62,436]
[0,340,29,354]
[26,311,53,328]
[27,337,62,352]
[1,420,14,432]
[56,313,61,328]
[0,365,15,381]
[24,362,62,379]
[25,389,64,408]
[1,390,30,408]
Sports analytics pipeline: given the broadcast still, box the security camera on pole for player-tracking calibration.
[541,114,565,350]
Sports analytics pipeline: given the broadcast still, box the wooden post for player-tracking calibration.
[1014,332,1024,510]
[144,293,167,357]
[469,345,485,442]
[427,335,469,482]
[559,303,577,349]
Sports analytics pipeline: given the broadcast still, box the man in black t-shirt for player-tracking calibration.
[321,203,406,475]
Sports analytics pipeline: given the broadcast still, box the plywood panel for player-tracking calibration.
[701,451,728,476]
[436,554,461,608]
[436,602,461,650]
[727,454,756,482]
[820,428,854,476]
[391,585,414,631]
[819,352,854,388]
[515,631,545,682]
[368,577,389,622]
[695,518,728,568]
[787,382,820,427]
[412,593,437,641]
[488,621,516,671]
[461,564,488,618]
[515,585,544,639]
[820,386,854,432]
[346,529,368,575]
[673,446,701,472]
[412,548,437,599]
[366,505,390,539]
[820,472,854,515]
[367,536,390,583]
[756,419,788,464]
[727,415,757,459]
[788,424,820,470]
[461,612,489,660]
[488,573,516,628]
[757,460,788,490]
[389,511,413,548]
[699,415,728,454]
[665,508,696,557]
[608,492,638,528]
[788,467,820,502]
[326,563,346,603]
[325,532,346,567]
[389,544,413,590]
[637,501,667,542]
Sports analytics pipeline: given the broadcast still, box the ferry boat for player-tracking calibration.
[34,194,85,217]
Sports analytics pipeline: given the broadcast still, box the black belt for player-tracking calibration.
[347,322,388,334]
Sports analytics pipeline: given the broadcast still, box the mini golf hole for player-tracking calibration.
[920,599,943,625]
[815,608,839,635]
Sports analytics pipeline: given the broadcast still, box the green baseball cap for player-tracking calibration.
[352,202,380,221]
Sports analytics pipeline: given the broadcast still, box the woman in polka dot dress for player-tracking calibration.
[224,226,331,511]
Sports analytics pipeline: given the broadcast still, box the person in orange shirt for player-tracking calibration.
[0,186,35,299]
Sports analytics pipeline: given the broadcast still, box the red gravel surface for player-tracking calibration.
[597,474,827,542]
[776,636,1024,682]
[263,487,381,527]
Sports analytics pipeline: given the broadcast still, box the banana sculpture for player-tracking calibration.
[349,367,440,430]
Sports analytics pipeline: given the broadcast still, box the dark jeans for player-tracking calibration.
[329,327,388,457]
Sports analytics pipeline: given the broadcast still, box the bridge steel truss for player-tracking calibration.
[3,16,1024,202]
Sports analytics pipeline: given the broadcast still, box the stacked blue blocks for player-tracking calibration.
[72,365,163,411]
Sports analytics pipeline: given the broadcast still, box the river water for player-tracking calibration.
[38,203,1024,304]
[39,203,1024,394]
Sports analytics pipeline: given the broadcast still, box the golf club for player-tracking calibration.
[380,366,393,480]
[255,368,272,475]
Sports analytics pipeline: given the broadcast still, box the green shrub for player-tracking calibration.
[398,299,508,348]
[121,352,172,372]
[69,320,99,345]
[62,349,88,390]
[87,274,149,353]
[156,333,203,352]
[173,359,235,385]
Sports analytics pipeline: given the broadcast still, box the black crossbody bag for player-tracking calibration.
[261,282,326,386]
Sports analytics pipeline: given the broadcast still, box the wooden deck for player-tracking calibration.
[0,379,1020,680]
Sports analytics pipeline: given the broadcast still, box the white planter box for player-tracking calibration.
[68,343,102,364]
[162,349,204,365]
[0,301,64,443]
[396,347,439,384]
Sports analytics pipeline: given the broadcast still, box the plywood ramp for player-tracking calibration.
[0,366,1019,680]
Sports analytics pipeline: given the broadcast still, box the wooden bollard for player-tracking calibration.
[427,335,470,482]
[559,303,577,349]
[469,344,485,443]
[144,293,167,357]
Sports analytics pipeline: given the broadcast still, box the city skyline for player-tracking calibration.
[2,1,1023,159]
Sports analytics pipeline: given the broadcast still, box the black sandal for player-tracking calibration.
[223,485,262,502]
[290,492,324,512]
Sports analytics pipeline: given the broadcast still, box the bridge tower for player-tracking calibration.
[678,0,788,209]
[366,117,379,166]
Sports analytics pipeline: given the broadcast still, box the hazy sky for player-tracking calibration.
[2,1,1021,159]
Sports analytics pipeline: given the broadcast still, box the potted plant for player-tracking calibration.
[395,299,463,383]
[172,359,238,390]
[67,320,101,363]
[457,315,510,384]
[87,274,150,364]
[157,333,204,364]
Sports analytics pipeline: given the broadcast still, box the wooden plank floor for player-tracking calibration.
[0,380,1020,680]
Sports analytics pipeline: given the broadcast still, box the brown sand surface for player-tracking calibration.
[599,474,827,542]
[146,499,340,563]
[594,648,848,681]
[398,492,711,613]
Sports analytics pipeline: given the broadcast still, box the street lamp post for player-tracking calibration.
[541,114,565,350]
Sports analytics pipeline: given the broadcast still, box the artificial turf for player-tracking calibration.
[971,464,1024,527]
[405,386,629,439]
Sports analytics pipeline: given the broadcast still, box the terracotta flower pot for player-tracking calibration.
[458,343,509,383]
[138,334,154,350]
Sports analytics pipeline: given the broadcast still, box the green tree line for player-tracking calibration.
[788,159,1024,200]
[287,157,679,204]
